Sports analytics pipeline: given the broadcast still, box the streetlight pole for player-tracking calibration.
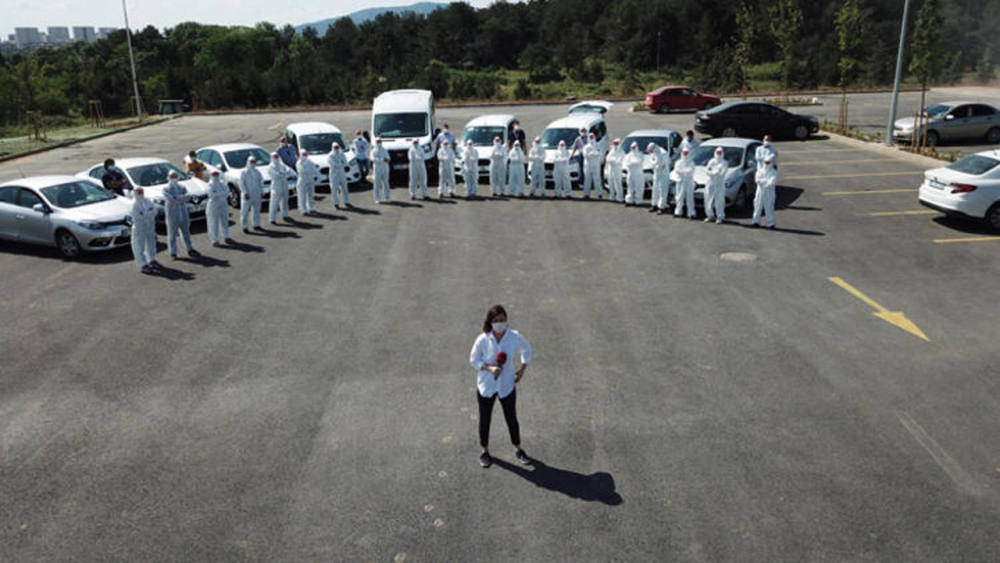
[886,0,912,146]
[122,0,143,122]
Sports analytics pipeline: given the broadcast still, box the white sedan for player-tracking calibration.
[194,143,298,208]
[78,158,210,221]
[670,138,762,209]
[919,150,1000,230]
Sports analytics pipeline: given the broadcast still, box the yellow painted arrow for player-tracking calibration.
[828,277,930,342]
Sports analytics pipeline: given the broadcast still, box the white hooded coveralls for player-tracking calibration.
[753,162,778,227]
[673,153,697,218]
[604,144,624,202]
[582,139,602,198]
[462,144,479,196]
[437,144,457,197]
[206,175,230,243]
[507,144,526,197]
[328,148,351,206]
[489,140,507,196]
[704,151,728,222]
[296,157,319,213]
[650,144,670,210]
[370,144,391,202]
[163,177,194,255]
[408,143,428,198]
[528,141,545,196]
[553,144,572,198]
[268,158,291,221]
[239,164,264,229]
[624,145,645,205]
[129,195,158,268]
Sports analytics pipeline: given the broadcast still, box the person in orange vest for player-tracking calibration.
[185,151,207,180]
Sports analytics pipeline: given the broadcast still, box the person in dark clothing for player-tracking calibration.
[101,159,128,196]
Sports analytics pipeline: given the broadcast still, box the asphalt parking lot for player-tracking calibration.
[2,97,999,562]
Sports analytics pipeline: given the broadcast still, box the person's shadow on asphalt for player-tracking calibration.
[491,458,623,506]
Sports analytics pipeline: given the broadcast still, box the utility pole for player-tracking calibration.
[886,0,912,146]
[122,0,143,121]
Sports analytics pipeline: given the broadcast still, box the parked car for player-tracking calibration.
[670,138,762,210]
[284,122,362,186]
[0,176,133,259]
[77,158,210,221]
[194,143,298,208]
[645,86,721,113]
[568,101,614,115]
[371,89,438,179]
[540,114,610,186]
[919,150,1000,230]
[453,114,517,179]
[893,101,1000,146]
[695,101,819,141]
[617,129,683,189]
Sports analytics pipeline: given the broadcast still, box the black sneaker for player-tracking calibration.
[479,452,492,468]
[515,449,531,465]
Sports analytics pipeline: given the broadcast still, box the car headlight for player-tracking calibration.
[76,220,104,230]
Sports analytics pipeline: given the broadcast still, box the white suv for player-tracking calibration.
[284,122,362,186]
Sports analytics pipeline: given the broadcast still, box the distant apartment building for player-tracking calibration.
[97,27,118,39]
[72,26,96,42]
[47,26,71,44]
[14,27,44,48]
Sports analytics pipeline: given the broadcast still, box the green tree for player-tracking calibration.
[909,0,944,112]
[976,47,995,83]
[769,0,805,90]
[733,1,756,95]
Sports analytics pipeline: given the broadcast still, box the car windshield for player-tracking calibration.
[923,104,951,119]
[691,145,743,167]
[224,148,271,169]
[373,113,428,138]
[299,133,346,155]
[947,155,1000,176]
[126,163,187,187]
[569,105,608,114]
[541,128,581,149]
[622,136,671,152]
[40,180,117,208]
[462,126,506,146]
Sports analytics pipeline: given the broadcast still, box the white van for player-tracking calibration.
[284,122,362,186]
[371,89,438,178]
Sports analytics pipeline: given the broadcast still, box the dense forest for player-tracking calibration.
[0,0,996,127]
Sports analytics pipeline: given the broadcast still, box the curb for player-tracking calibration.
[820,129,947,167]
[0,115,180,164]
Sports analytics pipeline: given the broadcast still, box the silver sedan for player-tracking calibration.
[0,175,133,259]
[893,101,1000,146]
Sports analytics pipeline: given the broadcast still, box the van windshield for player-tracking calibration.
[374,113,428,138]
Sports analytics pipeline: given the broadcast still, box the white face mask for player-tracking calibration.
[492,322,507,333]
[763,140,770,147]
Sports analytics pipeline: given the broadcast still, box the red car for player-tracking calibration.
[645,86,721,113]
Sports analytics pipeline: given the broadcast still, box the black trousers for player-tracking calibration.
[477,389,520,448]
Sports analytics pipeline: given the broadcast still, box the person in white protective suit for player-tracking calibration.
[129,187,160,273]
[527,137,545,197]
[206,169,235,246]
[552,140,572,198]
[648,143,671,214]
[163,171,198,258]
[408,139,428,200]
[327,143,351,208]
[296,150,318,214]
[507,140,526,197]
[673,148,697,219]
[240,156,265,232]
[370,139,391,203]
[624,142,645,206]
[437,139,457,198]
[268,152,291,223]
[603,139,624,203]
[704,147,728,224]
[755,135,777,170]
[488,137,507,197]
[462,140,479,198]
[581,132,602,199]
[752,157,778,229]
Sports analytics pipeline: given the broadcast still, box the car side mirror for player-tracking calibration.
[219,164,227,172]
[32,203,49,214]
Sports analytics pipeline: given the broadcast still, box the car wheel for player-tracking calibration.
[737,184,752,210]
[228,184,241,208]
[794,125,809,141]
[55,229,82,259]
[702,102,715,110]
[986,203,1000,232]
[925,130,939,147]
[722,127,737,138]
[986,127,1000,144]
[657,103,670,114]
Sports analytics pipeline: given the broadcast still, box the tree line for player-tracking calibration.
[0,0,996,128]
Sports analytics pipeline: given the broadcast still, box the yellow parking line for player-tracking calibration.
[788,171,925,180]
[823,188,917,196]
[783,159,890,166]
[869,210,937,216]
[933,236,1000,244]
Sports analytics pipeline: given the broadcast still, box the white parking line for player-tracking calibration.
[788,171,924,180]
[869,210,937,216]
[267,122,283,131]
[782,159,890,166]
[822,188,917,196]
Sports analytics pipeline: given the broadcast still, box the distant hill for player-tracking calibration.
[296,2,444,34]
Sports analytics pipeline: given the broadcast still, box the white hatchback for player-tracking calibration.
[919,150,1000,230]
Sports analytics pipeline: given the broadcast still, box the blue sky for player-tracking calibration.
[6,0,512,33]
